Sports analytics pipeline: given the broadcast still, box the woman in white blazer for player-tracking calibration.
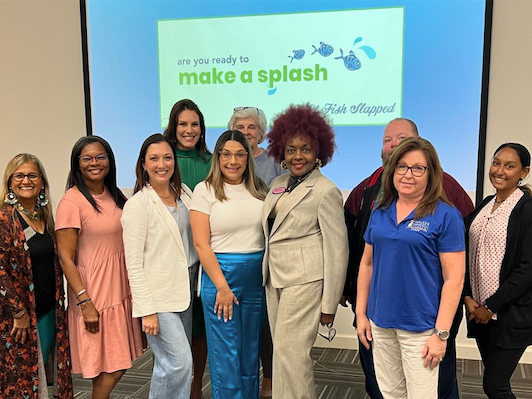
[263,104,348,399]
[121,134,198,399]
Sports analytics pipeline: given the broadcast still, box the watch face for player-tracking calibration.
[437,329,450,340]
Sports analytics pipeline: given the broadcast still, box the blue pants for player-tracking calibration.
[201,252,265,399]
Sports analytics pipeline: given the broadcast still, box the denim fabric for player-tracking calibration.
[146,312,192,399]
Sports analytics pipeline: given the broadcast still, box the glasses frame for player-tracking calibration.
[78,153,110,164]
[11,172,42,182]
[317,322,336,342]
[394,164,428,177]
[218,150,248,162]
[233,106,259,114]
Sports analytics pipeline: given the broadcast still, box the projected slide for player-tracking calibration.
[86,0,488,191]
[157,8,403,127]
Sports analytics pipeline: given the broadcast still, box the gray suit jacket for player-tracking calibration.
[262,169,348,314]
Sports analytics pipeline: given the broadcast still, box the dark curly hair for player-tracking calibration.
[267,104,336,166]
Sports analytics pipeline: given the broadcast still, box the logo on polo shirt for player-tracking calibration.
[407,220,429,232]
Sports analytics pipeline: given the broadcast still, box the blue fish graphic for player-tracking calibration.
[335,49,361,71]
[311,42,334,57]
[288,49,305,63]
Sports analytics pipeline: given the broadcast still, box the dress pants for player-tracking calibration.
[201,252,265,399]
[474,321,527,399]
[266,279,323,399]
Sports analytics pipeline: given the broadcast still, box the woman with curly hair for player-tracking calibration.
[261,104,348,399]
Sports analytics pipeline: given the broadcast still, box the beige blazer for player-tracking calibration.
[121,184,193,317]
[262,169,348,314]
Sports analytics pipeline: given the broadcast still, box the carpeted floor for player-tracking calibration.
[73,347,532,398]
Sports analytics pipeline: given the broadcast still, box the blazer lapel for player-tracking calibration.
[145,187,187,258]
[269,169,321,237]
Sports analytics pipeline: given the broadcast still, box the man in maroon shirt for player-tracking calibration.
[342,118,474,399]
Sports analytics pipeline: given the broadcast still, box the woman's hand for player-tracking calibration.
[320,313,335,325]
[81,300,100,333]
[214,286,239,322]
[142,314,159,335]
[11,312,31,344]
[356,314,372,350]
[471,305,493,324]
[422,334,447,370]
[464,296,480,322]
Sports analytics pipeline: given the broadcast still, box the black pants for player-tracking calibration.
[474,321,526,399]
[358,305,462,399]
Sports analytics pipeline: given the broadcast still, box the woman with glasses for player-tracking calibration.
[356,137,465,399]
[464,143,532,399]
[122,134,197,399]
[190,130,268,399]
[262,104,348,399]
[0,154,73,398]
[164,98,212,399]
[56,136,143,399]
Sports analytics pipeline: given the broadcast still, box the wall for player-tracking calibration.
[1,0,532,361]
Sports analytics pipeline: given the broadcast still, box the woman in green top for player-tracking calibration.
[164,98,212,399]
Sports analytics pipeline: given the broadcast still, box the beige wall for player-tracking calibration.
[2,0,531,361]
[0,0,86,205]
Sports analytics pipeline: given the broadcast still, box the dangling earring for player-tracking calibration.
[280,160,287,170]
[4,187,17,205]
[37,188,49,207]
[315,158,323,168]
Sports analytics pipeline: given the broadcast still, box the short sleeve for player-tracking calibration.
[190,182,213,215]
[363,211,376,245]
[437,205,465,253]
[55,198,82,231]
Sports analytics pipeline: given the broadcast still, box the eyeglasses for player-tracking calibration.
[234,106,260,114]
[394,164,428,177]
[219,150,248,161]
[12,173,41,182]
[317,322,336,342]
[79,154,109,164]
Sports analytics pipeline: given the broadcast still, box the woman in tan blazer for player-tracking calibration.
[262,104,348,399]
[121,134,198,399]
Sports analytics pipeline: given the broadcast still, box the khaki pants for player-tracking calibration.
[266,280,323,399]
[370,320,438,399]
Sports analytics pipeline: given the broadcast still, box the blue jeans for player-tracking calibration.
[202,251,265,399]
[146,312,192,399]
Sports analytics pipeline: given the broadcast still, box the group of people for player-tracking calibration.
[0,99,530,399]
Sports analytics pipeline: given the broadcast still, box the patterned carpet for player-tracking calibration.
[73,347,532,398]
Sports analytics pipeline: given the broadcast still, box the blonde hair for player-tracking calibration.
[377,137,451,219]
[205,130,268,201]
[1,154,54,233]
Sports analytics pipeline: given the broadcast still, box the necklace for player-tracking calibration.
[494,197,506,204]
[17,202,39,221]
[159,193,173,199]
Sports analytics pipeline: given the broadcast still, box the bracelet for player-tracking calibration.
[77,298,92,307]
[76,288,87,298]
[13,308,27,319]
[484,304,494,314]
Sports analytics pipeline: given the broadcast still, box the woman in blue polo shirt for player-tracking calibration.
[356,137,465,399]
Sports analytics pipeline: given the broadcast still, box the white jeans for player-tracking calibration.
[370,320,438,399]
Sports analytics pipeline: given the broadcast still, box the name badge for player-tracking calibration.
[272,187,286,194]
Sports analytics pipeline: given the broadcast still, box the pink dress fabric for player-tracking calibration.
[56,188,143,378]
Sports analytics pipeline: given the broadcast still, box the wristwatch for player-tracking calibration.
[433,328,450,341]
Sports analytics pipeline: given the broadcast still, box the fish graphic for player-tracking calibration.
[311,42,334,57]
[288,49,305,63]
[335,49,361,71]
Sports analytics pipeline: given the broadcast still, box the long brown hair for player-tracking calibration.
[205,130,268,201]
[377,137,451,219]
[133,134,182,197]
[1,153,55,233]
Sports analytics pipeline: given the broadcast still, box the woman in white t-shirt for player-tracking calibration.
[190,130,268,399]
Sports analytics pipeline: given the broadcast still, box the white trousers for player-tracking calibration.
[370,320,438,399]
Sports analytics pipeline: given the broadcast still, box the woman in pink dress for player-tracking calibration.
[56,136,143,399]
